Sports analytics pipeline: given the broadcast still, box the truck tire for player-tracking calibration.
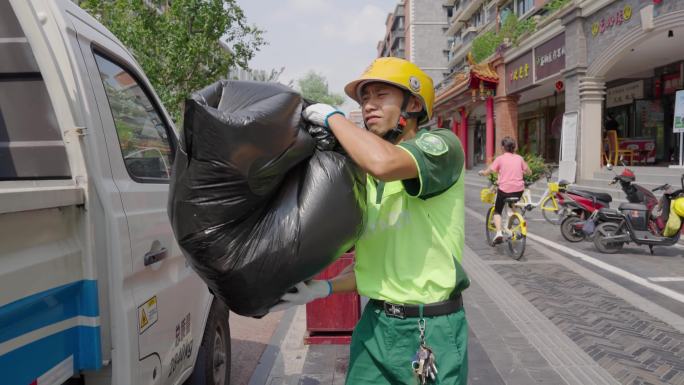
[186,299,230,385]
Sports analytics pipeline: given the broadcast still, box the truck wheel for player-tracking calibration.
[186,299,230,385]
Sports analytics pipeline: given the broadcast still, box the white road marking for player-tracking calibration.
[464,206,684,305]
[648,277,684,283]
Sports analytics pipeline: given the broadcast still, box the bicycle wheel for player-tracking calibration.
[541,195,563,225]
[506,214,526,260]
[485,206,497,246]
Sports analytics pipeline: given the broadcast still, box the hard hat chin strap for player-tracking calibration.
[382,91,419,144]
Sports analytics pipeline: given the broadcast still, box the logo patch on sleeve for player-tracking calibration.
[416,133,448,156]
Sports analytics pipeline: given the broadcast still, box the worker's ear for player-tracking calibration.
[406,95,422,114]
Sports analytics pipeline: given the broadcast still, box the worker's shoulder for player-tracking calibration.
[416,128,462,156]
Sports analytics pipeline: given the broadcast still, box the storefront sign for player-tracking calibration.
[506,51,534,94]
[674,90,684,133]
[591,5,633,37]
[534,33,566,82]
[606,80,644,108]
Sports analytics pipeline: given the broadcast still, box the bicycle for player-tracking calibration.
[520,172,568,225]
[480,184,527,260]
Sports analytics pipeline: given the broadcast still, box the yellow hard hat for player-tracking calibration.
[344,57,434,124]
[672,197,684,217]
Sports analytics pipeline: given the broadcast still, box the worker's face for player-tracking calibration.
[360,82,421,136]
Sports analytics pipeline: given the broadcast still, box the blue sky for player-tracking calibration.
[238,0,397,111]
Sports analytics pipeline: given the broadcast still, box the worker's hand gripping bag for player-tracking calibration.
[168,80,366,316]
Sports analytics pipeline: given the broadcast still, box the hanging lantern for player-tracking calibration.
[555,80,564,92]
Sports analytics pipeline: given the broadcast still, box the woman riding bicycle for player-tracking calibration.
[478,137,531,243]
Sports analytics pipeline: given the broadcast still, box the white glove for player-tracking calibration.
[269,280,332,312]
[302,103,344,128]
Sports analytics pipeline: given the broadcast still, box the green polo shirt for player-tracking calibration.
[354,128,469,304]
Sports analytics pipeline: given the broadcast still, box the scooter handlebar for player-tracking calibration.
[652,183,671,192]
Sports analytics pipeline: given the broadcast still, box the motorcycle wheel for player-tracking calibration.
[593,222,624,254]
[560,216,585,243]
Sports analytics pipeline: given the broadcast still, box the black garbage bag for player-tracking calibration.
[168,80,366,316]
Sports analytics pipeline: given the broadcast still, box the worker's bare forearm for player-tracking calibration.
[330,263,357,294]
[327,115,417,181]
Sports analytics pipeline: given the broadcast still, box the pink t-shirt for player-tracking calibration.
[490,153,529,193]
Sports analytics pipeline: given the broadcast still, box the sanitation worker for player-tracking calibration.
[271,57,469,385]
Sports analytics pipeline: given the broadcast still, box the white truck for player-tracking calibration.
[0,1,230,384]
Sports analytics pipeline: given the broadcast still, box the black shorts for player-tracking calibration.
[494,189,524,215]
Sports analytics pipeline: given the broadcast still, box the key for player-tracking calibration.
[421,345,437,383]
[412,346,430,383]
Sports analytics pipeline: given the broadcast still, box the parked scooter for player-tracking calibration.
[592,173,684,254]
[557,182,613,242]
[559,165,667,242]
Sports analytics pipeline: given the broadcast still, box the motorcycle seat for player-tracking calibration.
[618,202,648,211]
[567,188,613,203]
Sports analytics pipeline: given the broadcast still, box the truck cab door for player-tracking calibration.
[56,4,213,384]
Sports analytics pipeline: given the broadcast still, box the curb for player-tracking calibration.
[247,307,298,385]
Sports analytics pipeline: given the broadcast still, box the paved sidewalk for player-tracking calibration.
[247,209,684,385]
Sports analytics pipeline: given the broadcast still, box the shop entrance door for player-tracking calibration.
[519,118,541,155]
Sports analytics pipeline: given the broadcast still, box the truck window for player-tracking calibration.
[0,2,70,180]
[93,52,173,183]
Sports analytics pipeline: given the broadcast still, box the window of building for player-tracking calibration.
[394,16,404,30]
[469,6,484,27]
[516,0,534,17]
[93,52,174,183]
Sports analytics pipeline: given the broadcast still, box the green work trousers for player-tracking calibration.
[345,301,468,385]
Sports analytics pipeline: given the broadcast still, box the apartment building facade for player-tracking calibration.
[434,0,684,182]
[378,0,449,83]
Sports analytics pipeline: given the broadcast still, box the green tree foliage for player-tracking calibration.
[79,0,265,124]
[297,71,345,107]
[519,151,549,185]
[543,0,571,13]
[471,30,503,63]
[251,67,285,82]
[471,13,537,63]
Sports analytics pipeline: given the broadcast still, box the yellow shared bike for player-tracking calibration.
[480,183,528,260]
[520,171,569,225]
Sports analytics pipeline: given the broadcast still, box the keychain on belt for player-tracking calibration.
[411,305,437,384]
